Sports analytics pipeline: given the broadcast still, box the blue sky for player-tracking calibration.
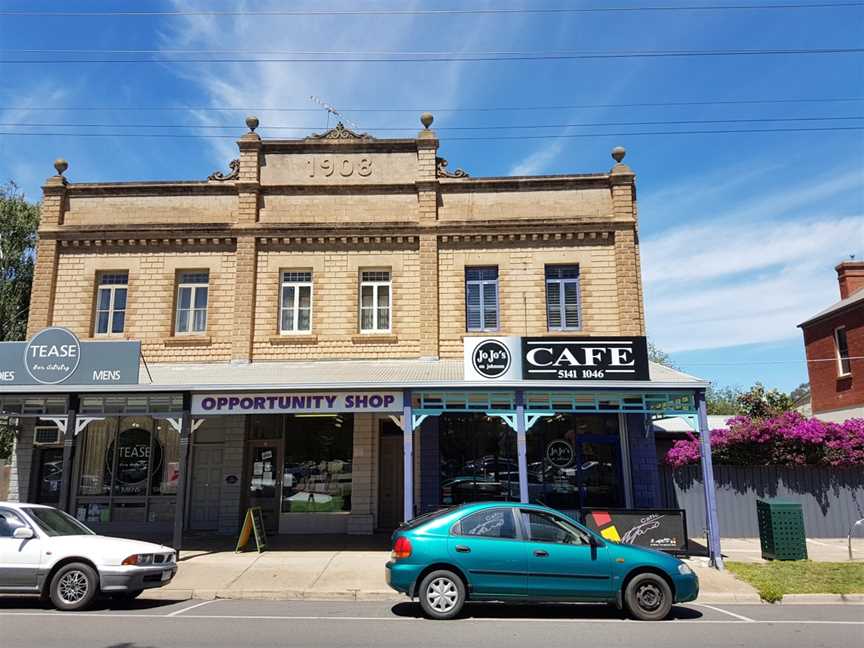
[1,1,862,393]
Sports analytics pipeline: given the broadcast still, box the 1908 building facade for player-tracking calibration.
[4,115,713,553]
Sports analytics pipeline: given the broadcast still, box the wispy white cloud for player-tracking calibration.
[642,166,864,352]
[509,140,564,176]
[0,83,74,198]
[158,0,519,166]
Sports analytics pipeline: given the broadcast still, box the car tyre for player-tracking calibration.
[624,573,673,621]
[49,562,99,611]
[418,569,466,620]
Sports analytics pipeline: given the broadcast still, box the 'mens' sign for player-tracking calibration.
[521,337,650,381]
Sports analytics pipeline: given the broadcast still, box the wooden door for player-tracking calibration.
[377,433,404,530]
[189,446,223,530]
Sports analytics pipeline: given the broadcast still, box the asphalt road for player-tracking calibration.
[1,597,862,648]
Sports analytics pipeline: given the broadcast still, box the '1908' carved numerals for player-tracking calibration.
[306,156,373,178]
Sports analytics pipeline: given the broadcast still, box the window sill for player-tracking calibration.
[163,335,212,347]
[837,373,853,380]
[269,334,318,346]
[351,334,398,345]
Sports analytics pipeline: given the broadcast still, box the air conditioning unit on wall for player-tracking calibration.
[33,425,62,446]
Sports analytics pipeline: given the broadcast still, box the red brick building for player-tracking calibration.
[799,261,864,421]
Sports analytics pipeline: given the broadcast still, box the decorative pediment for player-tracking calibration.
[307,122,375,141]
[437,157,470,178]
[208,159,239,181]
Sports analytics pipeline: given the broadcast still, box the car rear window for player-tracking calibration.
[399,506,459,531]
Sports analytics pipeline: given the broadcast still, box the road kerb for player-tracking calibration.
[779,593,864,604]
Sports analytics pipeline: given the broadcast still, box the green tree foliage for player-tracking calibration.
[647,340,679,370]
[737,382,796,419]
[789,382,811,404]
[0,182,39,460]
[1,182,39,341]
[706,385,744,415]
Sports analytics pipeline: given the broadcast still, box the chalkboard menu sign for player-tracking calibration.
[235,507,268,553]
[581,509,688,553]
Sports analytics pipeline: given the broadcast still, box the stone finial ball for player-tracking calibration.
[54,158,68,175]
[245,116,259,132]
[611,146,626,163]
[420,112,434,129]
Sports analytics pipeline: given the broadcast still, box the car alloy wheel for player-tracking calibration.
[57,569,89,605]
[426,577,459,613]
[635,581,663,612]
[49,562,99,611]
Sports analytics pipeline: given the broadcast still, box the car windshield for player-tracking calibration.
[23,507,95,537]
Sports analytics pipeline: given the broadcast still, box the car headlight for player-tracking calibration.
[122,554,154,566]
[677,562,693,576]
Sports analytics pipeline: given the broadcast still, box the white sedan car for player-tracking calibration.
[0,502,177,610]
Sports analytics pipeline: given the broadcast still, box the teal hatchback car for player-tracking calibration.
[385,502,698,620]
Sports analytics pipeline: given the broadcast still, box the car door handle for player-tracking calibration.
[534,550,549,557]
[455,545,471,553]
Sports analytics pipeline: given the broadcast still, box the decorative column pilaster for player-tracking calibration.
[416,114,440,358]
[27,160,68,337]
[232,117,262,361]
[610,147,645,336]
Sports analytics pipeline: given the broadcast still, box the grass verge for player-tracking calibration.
[726,561,864,602]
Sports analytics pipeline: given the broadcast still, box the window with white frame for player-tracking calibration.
[280,271,313,333]
[94,272,128,335]
[835,326,852,376]
[466,267,499,331]
[175,271,209,335]
[545,265,581,331]
[359,270,391,332]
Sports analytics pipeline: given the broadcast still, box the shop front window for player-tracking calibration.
[439,415,517,505]
[75,417,179,525]
[526,414,623,512]
[281,415,353,513]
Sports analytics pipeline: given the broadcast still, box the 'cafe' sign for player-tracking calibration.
[464,336,650,382]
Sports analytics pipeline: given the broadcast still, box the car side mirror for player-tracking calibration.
[13,527,35,540]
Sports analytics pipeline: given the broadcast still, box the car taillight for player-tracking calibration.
[391,536,412,560]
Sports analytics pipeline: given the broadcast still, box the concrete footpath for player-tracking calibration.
[141,542,762,604]
[139,535,864,604]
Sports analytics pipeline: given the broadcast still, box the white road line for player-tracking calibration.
[165,600,217,617]
[1,611,863,624]
[693,603,756,622]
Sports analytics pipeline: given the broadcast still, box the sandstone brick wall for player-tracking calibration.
[50,244,236,363]
[29,131,646,362]
[252,243,421,360]
[438,236,622,358]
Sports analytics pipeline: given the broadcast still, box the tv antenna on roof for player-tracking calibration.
[309,96,360,131]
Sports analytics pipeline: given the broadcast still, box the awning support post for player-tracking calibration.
[516,390,529,504]
[59,409,76,514]
[696,389,724,569]
[172,410,192,555]
[402,390,414,522]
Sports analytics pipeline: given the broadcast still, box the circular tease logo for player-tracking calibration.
[472,339,511,379]
[546,440,575,468]
[24,327,81,385]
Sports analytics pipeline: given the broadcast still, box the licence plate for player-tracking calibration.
[161,570,172,582]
